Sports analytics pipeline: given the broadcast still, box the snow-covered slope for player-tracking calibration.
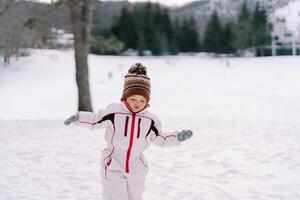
[174,0,293,20]
[0,50,300,199]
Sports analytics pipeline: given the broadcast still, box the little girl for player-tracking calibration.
[64,63,193,200]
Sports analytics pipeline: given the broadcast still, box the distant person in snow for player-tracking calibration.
[64,63,193,200]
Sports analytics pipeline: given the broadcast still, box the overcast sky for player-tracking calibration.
[38,0,196,7]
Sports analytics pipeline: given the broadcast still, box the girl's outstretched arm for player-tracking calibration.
[64,103,115,130]
[150,116,193,147]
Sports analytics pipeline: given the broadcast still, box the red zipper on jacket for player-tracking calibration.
[125,113,136,173]
[122,100,149,173]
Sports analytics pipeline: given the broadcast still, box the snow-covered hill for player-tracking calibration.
[173,0,293,20]
[274,0,300,32]
[0,50,300,199]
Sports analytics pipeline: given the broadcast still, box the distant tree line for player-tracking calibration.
[91,2,200,55]
[203,2,272,56]
[90,1,272,56]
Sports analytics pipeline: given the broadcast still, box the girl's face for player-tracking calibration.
[126,95,147,113]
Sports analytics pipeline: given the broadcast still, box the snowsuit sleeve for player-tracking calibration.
[74,104,114,130]
[149,115,180,147]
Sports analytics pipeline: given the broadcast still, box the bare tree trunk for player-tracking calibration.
[4,30,11,66]
[67,0,93,111]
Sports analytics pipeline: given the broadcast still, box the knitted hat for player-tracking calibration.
[122,63,151,102]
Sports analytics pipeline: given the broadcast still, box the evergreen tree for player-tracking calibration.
[142,3,155,52]
[179,19,189,52]
[170,17,181,54]
[160,8,173,43]
[179,17,200,52]
[233,1,252,52]
[112,7,137,49]
[186,17,200,52]
[135,3,174,55]
[222,22,235,53]
[203,11,223,53]
[159,33,169,55]
[149,29,162,55]
[137,30,146,55]
[251,3,272,56]
[152,3,162,29]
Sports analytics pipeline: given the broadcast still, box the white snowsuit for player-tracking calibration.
[75,101,180,200]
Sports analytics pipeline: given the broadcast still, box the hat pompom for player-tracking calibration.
[128,63,147,75]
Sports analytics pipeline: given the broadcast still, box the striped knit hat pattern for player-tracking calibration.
[122,63,151,102]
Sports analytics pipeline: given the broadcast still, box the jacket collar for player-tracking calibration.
[120,98,149,115]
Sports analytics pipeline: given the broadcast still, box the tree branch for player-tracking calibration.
[0,0,16,16]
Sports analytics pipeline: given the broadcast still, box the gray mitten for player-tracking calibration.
[64,113,79,125]
[177,130,193,142]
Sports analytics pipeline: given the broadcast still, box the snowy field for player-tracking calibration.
[0,50,300,200]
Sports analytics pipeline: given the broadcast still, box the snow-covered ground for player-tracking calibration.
[0,50,300,200]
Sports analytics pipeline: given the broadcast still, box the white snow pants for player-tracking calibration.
[101,168,146,200]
